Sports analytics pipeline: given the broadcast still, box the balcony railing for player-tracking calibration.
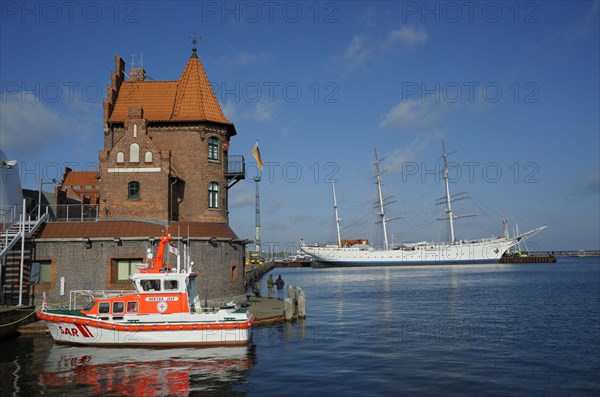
[52,204,99,222]
[226,155,245,189]
[226,155,245,176]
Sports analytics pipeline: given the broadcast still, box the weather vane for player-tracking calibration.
[189,33,202,47]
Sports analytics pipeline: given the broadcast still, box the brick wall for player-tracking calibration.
[100,115,230,223]
[32,237,246,306]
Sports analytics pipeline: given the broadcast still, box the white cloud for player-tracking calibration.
[385,132,443,173]
[251,101,274,121]
[386,27,428,47]
[230,189,254,208]
[0,96,67,155]
[335,26,428,72]
[336,34,373,71]
[380,99,438,130]
[221,51,270,67]
[567,2,599,41]
[221,102,238,121]
[578,172,600,196]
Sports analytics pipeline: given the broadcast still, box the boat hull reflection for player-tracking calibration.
[41,344,255,396]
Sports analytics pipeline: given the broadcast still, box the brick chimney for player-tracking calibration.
[130,67,146,82]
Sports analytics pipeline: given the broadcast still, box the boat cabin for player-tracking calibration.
[80,271,200,321]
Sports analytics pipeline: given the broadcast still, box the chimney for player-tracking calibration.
[130,67,146,82]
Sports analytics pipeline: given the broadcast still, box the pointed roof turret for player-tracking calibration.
[172,48,232,127]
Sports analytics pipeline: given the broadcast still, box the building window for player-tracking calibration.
[144,151,153,163]
[38,260,52,283]
[116,152,124,163]
[208,182,219,208]
[112,258,143,282]
[128,181,140,199]
[130,143,139,163]
[208,137,219,161]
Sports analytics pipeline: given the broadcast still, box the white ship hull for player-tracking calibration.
[40,311,254,347]
[301,230,543,266]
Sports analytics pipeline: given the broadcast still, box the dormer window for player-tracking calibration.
[208,137,219,161]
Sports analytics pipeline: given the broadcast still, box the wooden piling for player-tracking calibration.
[284,298,293,321]
[297,291,306,319]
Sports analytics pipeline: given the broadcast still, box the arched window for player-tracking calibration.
[116,152,124,163]
[144,151,153,163]
[208,137,219,161]
[130,143,139,163]
[128,181,140,199]
[208,182,219,208]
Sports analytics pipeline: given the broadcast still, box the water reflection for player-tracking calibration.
[40,343,256,396]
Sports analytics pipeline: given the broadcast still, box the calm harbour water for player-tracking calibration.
[1,257,599,396]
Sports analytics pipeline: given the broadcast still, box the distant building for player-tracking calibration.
[56,168,100,206]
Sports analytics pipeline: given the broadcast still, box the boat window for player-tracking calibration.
[141,279,160,291]
[127,301,138,313]
[99,302,110,314]
[164,280,178,290]
[113,301,124,313]
[83,300,96,311]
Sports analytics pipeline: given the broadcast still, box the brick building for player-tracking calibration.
[1,48,248,306]
[100,48,239,222]
[56,168,101,206]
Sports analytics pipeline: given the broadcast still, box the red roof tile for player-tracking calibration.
[108,52,232,128]
[109,81,178,122]
[62,171,99,186]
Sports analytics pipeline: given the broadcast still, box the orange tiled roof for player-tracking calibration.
[108,51,232,127]
[62,171,99,187]
[37,221,238,239]
[172,53,231,124]
[108,81,178,122]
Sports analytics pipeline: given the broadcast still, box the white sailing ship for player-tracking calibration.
[300,142,546,266]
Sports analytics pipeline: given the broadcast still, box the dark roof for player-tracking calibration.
[37,221,238,239]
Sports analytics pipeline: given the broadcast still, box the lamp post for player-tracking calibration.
[253,175,261,253]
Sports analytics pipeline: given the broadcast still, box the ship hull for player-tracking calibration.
[39,311,254,347]
[301,237,520,266]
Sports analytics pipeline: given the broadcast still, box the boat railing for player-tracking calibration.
[68,289,135,310]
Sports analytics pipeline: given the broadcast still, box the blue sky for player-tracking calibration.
[1,1,598,251]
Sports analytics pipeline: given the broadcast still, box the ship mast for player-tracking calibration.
[331,180,342,247]
[374,149,390,250]
[442,140,456,242]
[437,140,477,242]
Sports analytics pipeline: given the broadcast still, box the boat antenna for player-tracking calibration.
[332,180,342,247]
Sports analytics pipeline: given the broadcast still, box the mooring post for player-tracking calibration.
[297,290,306,319]
[284,298,293,321]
